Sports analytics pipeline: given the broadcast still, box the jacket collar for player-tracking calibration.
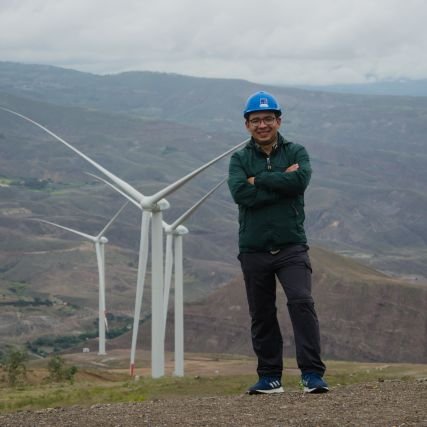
[248,132,287,153]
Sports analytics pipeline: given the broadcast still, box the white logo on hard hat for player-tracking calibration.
[259,98,269,108]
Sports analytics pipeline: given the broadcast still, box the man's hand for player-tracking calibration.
[247,163,298,184]
[285,163,299,173]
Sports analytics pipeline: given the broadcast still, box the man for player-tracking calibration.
[228,91,328,395]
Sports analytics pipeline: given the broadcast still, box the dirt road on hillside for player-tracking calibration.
[1,380,426,426]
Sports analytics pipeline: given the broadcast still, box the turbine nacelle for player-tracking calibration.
[140,197,170,211]
[164,223,188,235]
[175,225,189,235]
[99,236,109,244]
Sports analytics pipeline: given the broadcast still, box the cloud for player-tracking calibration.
[1,0,427,84]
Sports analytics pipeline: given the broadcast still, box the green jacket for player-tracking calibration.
[228,133,311,253]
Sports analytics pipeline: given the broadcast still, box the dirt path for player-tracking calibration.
[1,380,426,426]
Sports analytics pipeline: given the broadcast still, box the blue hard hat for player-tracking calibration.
[243,91,282,118]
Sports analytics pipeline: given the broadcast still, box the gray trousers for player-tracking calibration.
[238,244,326,378]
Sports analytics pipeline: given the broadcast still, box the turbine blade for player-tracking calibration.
[130,210,151,374]
[169,177,227,230]
[34,219,96,242]
[87,173,171,230]
[147,138,250,204]
[86,172,141,209]
[163,234,174,337]
[97,201,129,238]
[0,107,144,203]
[104,312,109,332]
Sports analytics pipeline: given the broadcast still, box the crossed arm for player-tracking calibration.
[228,146,311,208]
[247,163,299,185]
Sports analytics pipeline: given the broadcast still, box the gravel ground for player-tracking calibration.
[1,380,426,426]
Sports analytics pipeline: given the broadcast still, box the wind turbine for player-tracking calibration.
[163,178,227,376]
[90,172,227,376]
[0,106,249,378]
[33,202,128,355]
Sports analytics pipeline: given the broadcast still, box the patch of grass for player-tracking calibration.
[0,177,14,187]
[322,360,427,387]
[0,376,251,413]
[0,383,143,413]
[7,281,27,297]
[0,360,426,414]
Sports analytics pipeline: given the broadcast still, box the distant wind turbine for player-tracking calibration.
[163,177,227,376]
[34,202,128,355]
[0,105,249,378]
[90,172,227,376]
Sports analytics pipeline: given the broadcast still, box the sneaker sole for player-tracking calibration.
[247,386,284,395]
[303,386,329,394]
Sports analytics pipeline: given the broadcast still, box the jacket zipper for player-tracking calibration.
[266,150,299,217]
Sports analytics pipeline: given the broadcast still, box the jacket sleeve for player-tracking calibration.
[228,151,280,208]
[254,145,312,196]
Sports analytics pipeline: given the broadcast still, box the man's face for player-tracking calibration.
[245,112,281,145]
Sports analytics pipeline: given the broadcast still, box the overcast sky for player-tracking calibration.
[1,0,427,86]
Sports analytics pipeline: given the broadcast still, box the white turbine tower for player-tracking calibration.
[163,178,227,376]
[34,202,128,355]
[89,172,227,376]
[0,106,248,378]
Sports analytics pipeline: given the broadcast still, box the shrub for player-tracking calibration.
[47,355,78,384]
[5,348,28,386]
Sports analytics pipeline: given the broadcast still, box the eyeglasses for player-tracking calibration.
[248,116,277,126]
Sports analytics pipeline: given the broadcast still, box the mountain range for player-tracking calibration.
[0,62,426,362]
[297,78,427,97]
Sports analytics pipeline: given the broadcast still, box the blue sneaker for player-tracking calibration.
[247,376,284,395]
[301,372,329,393]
